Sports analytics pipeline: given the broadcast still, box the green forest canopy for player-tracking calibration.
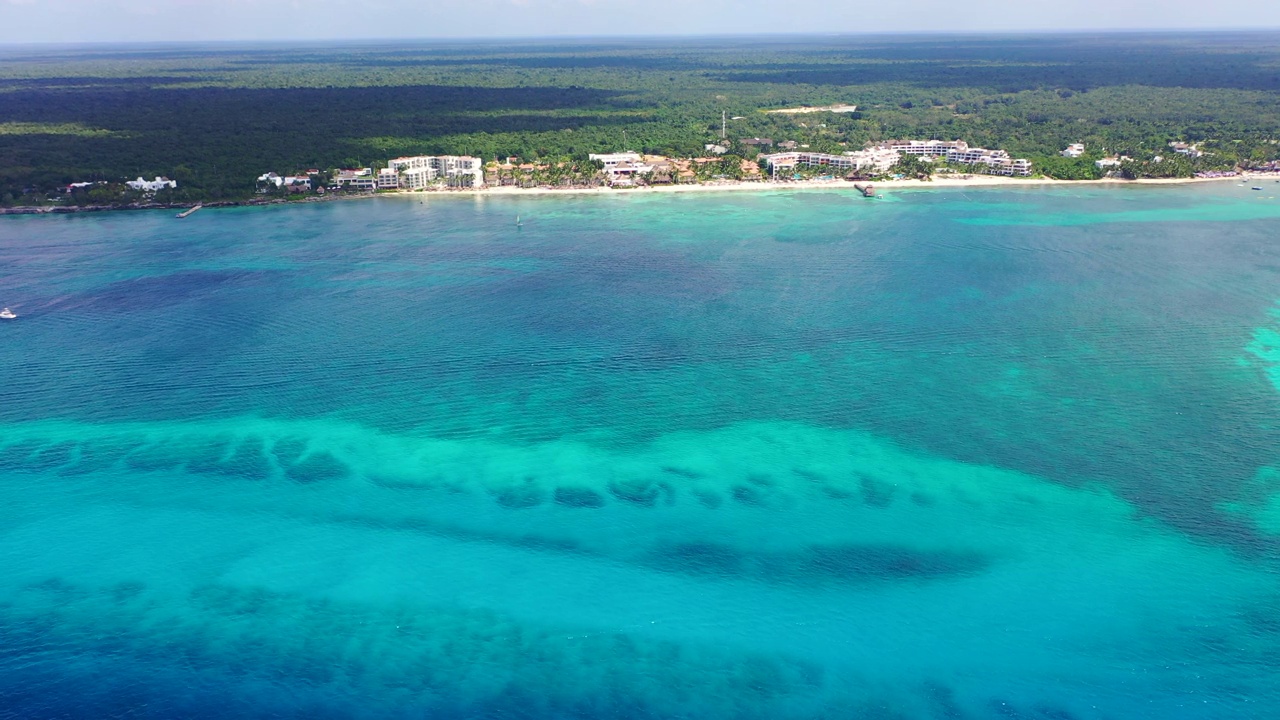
[2,32,1280,202]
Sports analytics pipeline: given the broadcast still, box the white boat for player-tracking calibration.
[0,308,16,320]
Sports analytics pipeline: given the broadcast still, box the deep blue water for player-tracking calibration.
[2,185,1280,719]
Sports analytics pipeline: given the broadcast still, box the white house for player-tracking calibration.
[257,172,284,190]
[127,176,177,192]
[1062,143,1085,158]
[334,168,376,191]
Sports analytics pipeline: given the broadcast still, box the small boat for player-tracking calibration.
[0,307,16,320]
[1253,187,1264,191]
[516,215,523,228]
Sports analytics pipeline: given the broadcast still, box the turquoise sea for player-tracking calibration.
[2,184,1280,719]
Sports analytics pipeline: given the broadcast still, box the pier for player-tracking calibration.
[175,204,202,218]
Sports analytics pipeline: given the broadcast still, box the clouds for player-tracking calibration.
[1,0,1276,44]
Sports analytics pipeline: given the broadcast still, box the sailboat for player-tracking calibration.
[516,215,523,228]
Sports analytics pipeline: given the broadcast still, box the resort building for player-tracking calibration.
[1169,141,1203,158]
[127,176,177,192]
[387,155,484,188]
[880,140,969,157]
[1062,143,1085,157]
[589,152,643,168]
[872,140,1033,176]
[757,148,900,176]
[400,166,436,189]
[377,168,399,190]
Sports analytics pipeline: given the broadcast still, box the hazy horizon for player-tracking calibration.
[2,0,1279,45]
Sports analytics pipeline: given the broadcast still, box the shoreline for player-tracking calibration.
[425,173,1264,197]
[2,174,1274,216]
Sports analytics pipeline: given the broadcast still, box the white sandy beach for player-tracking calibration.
[387,172,1275,199]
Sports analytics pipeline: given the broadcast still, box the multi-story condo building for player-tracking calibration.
[882,140,969,157]
[388,156,484,188]
[758,147,901,175]
[762,140,1032,177]
[377,168,399,189]
[875,140,1033,176]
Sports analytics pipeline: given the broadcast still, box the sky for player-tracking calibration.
[1,0,1278,44]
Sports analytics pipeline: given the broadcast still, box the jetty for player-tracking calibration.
[853,183,877,198]
[175,204,202,218]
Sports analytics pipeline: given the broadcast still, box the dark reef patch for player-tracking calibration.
[731,484,764,506]
[798,544,989,582]
[552,486,606,508]
[694,489,724,508]
[0,439,44,470]
[649,541,746,576]
[285,451,349,484]
[661,465,704,479]
[493,481,545,509]
[608,478,660,506]
[28,442,76,471]
[822,485,858,500]
[644,539,989,586]
[858,473,898,508]
[910,492,936,507]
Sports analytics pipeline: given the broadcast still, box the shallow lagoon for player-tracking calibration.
[2,185,1280,718]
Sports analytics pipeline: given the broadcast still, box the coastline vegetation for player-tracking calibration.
[2,33,1280,206]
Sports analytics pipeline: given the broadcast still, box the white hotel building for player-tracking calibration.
[757,147,901,175]
[759,141,1032,177]
[878,140,1033,176]
[388,155,484,188]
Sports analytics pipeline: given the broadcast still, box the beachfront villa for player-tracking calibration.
[589,152,644,168]
[1169,141,1203,158]
[1062,143,1085,157]
[126,176,177,192]
[334,168,376,191]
